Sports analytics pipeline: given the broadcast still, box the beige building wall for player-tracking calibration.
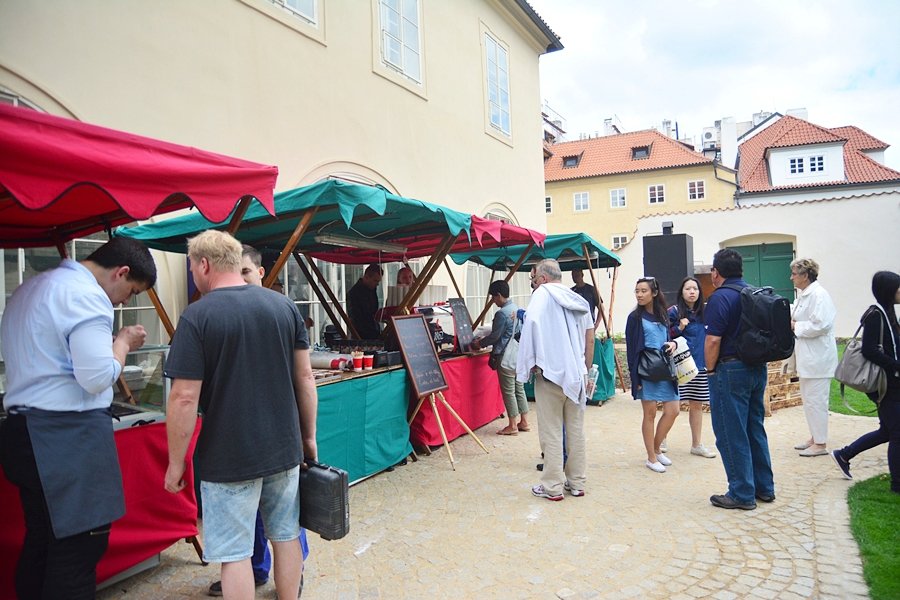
[0,0,555,326]
[545,164,736,249]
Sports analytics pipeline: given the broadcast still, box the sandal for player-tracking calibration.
[517,424,531,432]
[497,427,518,436]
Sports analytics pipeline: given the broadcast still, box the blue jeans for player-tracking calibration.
[709,361,774,504]
[252,512,310,582]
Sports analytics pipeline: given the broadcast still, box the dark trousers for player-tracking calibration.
[0,414,111,600]
[838,394,900,492]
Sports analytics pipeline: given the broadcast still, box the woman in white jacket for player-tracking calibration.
[790,259,838,456]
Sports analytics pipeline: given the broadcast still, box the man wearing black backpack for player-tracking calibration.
[703,249,776,510]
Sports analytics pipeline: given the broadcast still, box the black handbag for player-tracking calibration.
[637,347,677,382]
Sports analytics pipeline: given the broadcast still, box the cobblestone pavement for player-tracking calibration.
[97,397,887,599]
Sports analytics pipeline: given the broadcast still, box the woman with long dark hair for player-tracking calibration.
[831,271,900,494]
[666,276,716,458]
[625,276,679,473]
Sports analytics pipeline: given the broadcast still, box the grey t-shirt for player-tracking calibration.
[165,285,309,482]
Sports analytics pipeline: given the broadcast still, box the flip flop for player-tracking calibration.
[497,427,518,436]
[517,425,531,432]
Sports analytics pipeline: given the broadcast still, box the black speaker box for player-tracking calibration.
[642,234,694,302]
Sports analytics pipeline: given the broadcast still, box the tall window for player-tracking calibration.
[574,192,590,212]
[648,184,665,204]
[809,155,824,172]
[380,0,421,83]
[281,0,316,23]
[789,157,804,174]
[688,180,705,200]
[485,33,511,135]
[545,196,552,214]
[612,235,628,249]
[609,188,626,208]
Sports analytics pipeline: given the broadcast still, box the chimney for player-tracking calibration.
[720,117,738,169]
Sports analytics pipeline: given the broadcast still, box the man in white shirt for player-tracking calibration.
[0,237,155,599]
[517,259,594,500]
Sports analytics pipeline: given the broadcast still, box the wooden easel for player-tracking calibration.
[407,390,489,470]
[392,314,489,470]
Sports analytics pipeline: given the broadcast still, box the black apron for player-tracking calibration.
[25,407,125,538]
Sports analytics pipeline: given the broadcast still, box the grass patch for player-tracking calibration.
[848,474,900,600]
[829,342,879,417]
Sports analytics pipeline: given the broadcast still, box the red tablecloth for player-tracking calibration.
[0,421,200,594]
[409,353,505,446]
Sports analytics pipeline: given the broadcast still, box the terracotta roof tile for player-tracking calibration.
[544,129,711,182]
[829,125,889,152]
[738,115,900,193]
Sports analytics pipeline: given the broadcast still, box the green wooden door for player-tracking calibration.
[728,243,794,301]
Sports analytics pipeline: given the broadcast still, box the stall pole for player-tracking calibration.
[443,258,464,300]
[472,268,495,329]
[474,242,533,328]
[299,252,360,339]
[263,207,319,289]
[224,197,252,235]
[399,234,456,312]
[146,287,176,340]
[608,266,626,393]
[293,253,349,339]
[582,243,626,395]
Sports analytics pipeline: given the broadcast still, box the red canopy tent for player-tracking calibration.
[0,103,278,591]
[0,103,277,249]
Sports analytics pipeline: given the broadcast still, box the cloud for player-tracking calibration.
[530,0,900,168]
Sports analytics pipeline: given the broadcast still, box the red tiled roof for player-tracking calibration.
[829,125,889,152]
[738,115,900,193]
[544,129,711,182]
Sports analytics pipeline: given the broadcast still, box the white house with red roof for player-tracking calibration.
[600,113,900,336]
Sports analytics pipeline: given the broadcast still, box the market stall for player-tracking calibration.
[0,103,278,593]
[450,232,625,402]
[116,179,545,465]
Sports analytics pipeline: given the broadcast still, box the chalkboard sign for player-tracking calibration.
[391,314,449,398]
[448,298,474,353]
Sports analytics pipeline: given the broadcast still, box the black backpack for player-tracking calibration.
[721,284,795,365]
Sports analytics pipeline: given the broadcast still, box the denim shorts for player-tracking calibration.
[201,466,300,563]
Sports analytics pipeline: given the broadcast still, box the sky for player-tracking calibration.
[527,0,900,169]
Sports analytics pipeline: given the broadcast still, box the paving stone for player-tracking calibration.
[91,398,879,599]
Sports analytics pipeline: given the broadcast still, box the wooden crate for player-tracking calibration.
[764,358,800,416]
[656,357,801,416]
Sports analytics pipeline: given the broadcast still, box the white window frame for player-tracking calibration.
[609,188,626,208]
[809,155,824,172]
[789,157,804,174]
[484,31,511,137]
[574,192,590,212]
[237,0,324,44]
[648,184,665,204]
[379,0,422,84]
[688,180,705,200]
[545,196,552,214]
[281,0,317,24]
[612,235,628,249]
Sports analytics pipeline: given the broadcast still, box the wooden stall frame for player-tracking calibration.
[473,242,534,328]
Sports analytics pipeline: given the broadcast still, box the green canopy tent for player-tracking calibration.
[450,232,621,271]
[450,232,626,400]
[117,179,544,339]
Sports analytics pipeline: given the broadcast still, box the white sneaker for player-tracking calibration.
[691,445,717,458]
[657,453,672,466]
[659,440,668,453]
[646,460,666,473]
